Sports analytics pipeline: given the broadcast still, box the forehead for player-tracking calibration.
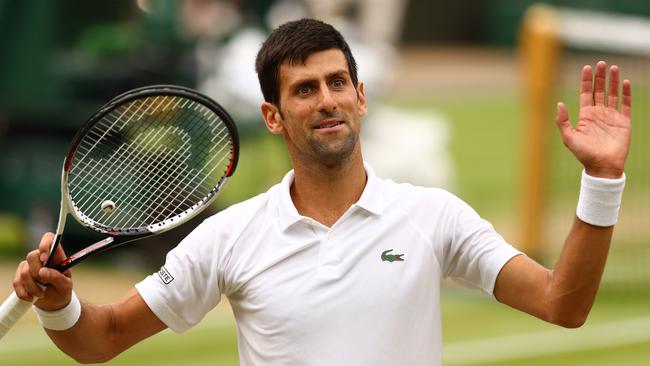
[278,49,349,86]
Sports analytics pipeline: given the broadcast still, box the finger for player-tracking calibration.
[13,261,44,301]
[25,250,47,297]
[555,102,573,145]
[49,241,68,268]
[38,267,72,292]
[21,267,46,299]
[38,232,56,264]
[33,268,73,311]
[13,261,31,300]
[40,232,68,268]
[26,250,44,280]
[607,65,620,109]
[579,65,594,107]
[593,61,607,106]
[621,79,632,118]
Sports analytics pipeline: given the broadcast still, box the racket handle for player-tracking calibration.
[0,291,33,340]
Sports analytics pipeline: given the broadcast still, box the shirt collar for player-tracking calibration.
[276,161,384,231]
[355,162,384,215]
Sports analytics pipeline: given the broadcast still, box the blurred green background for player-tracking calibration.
[0,0,648,365]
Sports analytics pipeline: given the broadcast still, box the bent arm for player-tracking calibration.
[495,61,631,328]
[494,218,613,328]
[13,233,167,363]
[46,288,166,363]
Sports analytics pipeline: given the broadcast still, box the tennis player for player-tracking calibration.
[13,18,631,365]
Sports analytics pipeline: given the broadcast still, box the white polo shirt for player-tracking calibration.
[136,163,521,366]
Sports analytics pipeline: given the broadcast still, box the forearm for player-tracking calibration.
[495,220,613,328]
[42,288,165,363]
[496,174,623,327]
[544,218,613,326]
[45,301,121,363]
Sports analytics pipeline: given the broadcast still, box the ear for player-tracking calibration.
[261,102,284,134]
[356,82,368,118]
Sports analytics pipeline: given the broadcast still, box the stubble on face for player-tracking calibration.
[304,109,359,167]
[276,49,365,169]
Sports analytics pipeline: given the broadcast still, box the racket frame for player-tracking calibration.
[0,85,239,340]
[46,85,239,271]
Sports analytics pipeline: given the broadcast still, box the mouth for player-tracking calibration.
[314,119,344,130]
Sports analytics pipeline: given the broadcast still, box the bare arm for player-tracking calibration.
[13,233,166,363]
[495,220,613,328]
[494,61,631,327]
[46,288,166,363]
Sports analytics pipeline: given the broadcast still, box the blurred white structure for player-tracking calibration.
[361,105,454,189]
[303,0,407,46]
[184,0,455,189]
[197,28,268,122]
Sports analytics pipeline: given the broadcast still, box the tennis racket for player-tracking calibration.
[0,85,239,339]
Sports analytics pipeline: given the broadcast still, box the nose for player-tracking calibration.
[317,84,337,112]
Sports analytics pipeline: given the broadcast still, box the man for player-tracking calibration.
[13,19,631,365]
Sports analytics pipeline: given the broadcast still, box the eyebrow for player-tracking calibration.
[289,69,350,88]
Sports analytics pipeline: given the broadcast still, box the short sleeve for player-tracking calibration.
[135,219,224,333]
[442,195,522,296]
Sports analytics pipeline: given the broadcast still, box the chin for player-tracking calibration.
[310,139,358,166]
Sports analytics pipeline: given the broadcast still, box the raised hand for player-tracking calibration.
[556,61,632,178]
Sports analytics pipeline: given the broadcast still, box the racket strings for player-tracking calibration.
[75,112,231,229]
[67,95,234,232]
[71,97,181,189]
[77,96,181,164]
[132,130,229,218]
[71,111,192,221]
[76,98,154,159]
[70,100,163,196]
[76,110,229,220]
[137,137,232,226]
[94,131,195,228]
[87,101,228,209]
[109,141,197,227]
[75,122,194,216]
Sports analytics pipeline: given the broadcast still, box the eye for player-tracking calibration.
[331,78,345,88]
[297,84,313,96]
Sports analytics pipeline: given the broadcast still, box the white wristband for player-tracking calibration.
[33,291,82,331]
[576,170,626,227]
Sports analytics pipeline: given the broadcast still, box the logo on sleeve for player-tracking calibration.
[381,249,405,262]
[157,266,174,284]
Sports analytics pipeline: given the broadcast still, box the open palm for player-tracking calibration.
[556,61,632,178]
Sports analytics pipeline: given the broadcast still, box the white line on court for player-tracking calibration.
[3,314,649,363]
[444,316,650,365]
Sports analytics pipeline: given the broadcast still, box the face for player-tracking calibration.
[261,49,367,167]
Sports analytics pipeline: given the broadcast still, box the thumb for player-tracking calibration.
[35,267,74,311]
[555,102,573,146]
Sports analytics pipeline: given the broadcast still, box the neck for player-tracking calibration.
[290,153,367,227]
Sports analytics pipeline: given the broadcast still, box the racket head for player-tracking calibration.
[61,85,239,240]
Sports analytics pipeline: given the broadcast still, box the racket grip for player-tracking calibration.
[0,291,32,340]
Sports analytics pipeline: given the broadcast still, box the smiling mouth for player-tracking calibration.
[314,120,343,129]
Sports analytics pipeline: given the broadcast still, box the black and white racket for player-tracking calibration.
[0,85,239,339]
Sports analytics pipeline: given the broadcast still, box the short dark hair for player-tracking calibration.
[255,18,358,106]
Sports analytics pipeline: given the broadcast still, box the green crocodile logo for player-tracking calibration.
[381,249,404,262]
